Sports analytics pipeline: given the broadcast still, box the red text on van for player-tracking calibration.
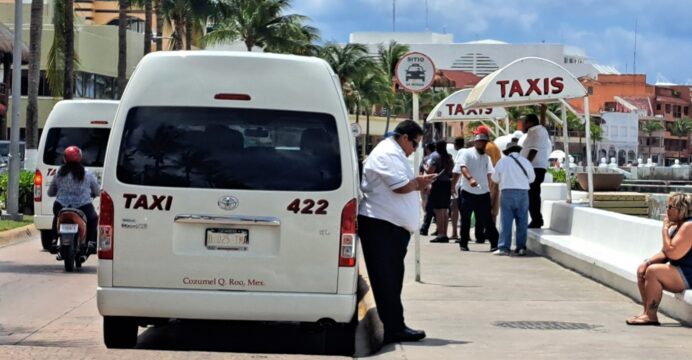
[123,193,173,211]
[287,198,328,215]
[496,77,564,98]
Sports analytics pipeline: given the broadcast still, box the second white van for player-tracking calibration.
[34,100,117,250]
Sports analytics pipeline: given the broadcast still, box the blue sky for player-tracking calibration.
[292,0,692,85]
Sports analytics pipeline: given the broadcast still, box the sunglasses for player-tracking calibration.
[410,139,419,149]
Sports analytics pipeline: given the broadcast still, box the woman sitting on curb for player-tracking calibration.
[627,193,692,326]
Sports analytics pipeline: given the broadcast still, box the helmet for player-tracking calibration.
[63,146,82,163]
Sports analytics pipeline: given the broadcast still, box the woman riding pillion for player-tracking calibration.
[47,146,100,256]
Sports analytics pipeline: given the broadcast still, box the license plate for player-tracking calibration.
[59,223,79,234]
[205,228,249,251]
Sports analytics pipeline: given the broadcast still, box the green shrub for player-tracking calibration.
[547,168,578,190]
[0,170,35,214]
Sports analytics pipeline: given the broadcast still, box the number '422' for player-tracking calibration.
[287,199,328,215]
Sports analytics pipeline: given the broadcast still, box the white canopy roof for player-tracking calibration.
[464,57,587,109]
[426,89,507,123]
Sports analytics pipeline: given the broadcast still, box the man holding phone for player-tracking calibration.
[452,130,498,252]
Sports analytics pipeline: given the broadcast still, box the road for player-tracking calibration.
[0,236,348,359]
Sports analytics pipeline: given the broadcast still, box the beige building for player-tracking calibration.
[0,0,147,135]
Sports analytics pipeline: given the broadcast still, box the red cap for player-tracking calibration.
[473,125,490,135]
[64,146,82,163]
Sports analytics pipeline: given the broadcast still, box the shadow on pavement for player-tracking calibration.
[405,338,472,347]
[0,261,97,275]
[135,319,331,355]
[419,281,481,288]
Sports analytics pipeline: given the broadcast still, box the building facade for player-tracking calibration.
[0,0,146,135]
[350,32,618,79]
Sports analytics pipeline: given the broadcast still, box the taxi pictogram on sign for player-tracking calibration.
[395,52,436,93]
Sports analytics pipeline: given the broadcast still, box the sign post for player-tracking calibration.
[394,52,435,282]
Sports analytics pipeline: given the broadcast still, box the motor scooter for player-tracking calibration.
[53,207,93,272]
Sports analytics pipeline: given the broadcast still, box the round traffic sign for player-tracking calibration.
[350,122,362,137]
[395,52,436,93]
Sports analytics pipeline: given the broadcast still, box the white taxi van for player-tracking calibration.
[97,52,360,354]
[34,100,117,250]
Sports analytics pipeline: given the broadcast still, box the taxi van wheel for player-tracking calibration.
[40,230,53,250]
[325,315,356,356]
[104,316,138,349]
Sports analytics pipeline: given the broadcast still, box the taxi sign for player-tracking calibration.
[395,52,435,93]
[350,123,362,138]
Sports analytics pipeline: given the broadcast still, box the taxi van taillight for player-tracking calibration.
[339,198,357,267]
[34,170,42,202]
[98,191,114,260]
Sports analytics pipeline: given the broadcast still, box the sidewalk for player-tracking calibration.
[365,231,692,359]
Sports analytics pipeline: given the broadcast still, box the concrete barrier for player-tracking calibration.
[0,224,37,248]
[527,201,692,325]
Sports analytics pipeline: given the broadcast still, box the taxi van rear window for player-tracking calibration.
[43,128,111,167]
[116,106,342,191]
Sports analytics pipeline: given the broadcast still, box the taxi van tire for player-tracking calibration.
[325,314,357,356]
[41,230,53,250]
[104,316,138,349]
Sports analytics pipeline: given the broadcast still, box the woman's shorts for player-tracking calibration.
[429,180,451,209]
[675,265,692,289]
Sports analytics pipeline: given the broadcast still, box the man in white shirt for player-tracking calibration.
[520,113,551,229]
[449,137,465,241]
[491,143,536,256]
[451,132,498,252]
[359,120,436,344]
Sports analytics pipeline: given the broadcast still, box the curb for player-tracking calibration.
[0,224,37,248]
[355,257,384,357]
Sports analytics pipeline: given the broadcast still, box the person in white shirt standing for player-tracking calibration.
[491,143,536,256]
[358,120,436,344]
[520,113,551,229]
[449,137,465,241]
[452,131,498,252]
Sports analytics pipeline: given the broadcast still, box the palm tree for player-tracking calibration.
[63,0,75,99]
[352,68,391,156]
[641,119,664,161]
[26,0,44,151]
[160,0,218,50]
[117,0,129,99]
[130,0,154,54]
[318,43,371,90]
[203,0,318,53]
[669,118,692,162]
[155,0,163,51]
[377,41,409,133]
[47,0,66,97]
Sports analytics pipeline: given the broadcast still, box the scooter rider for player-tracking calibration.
[47,146,100,254]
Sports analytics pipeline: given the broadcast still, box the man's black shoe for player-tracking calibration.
[475,239,485,244]
[383,327,426,344]
[528,222,543,229]
[459,245,469,251]
[430,236,449,243]
[419,229,428,236]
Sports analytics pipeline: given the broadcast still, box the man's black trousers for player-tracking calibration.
[528,168,547,226]
[358,215,410,333]
[458,190,498,248]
